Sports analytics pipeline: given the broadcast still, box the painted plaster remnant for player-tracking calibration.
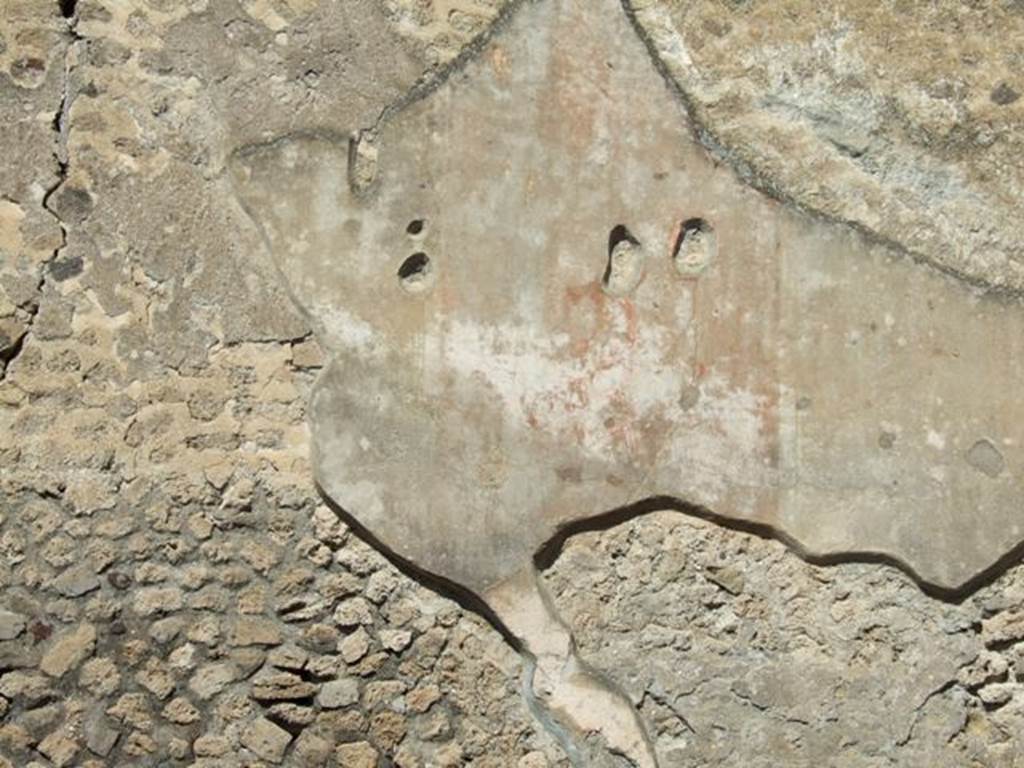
[231,0,1024,763]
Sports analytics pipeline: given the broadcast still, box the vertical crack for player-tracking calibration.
[3,4,81,382]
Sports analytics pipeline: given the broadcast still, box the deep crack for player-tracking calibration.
[3,5,80,382]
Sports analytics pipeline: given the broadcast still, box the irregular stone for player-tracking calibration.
[407,684,441,714]
[133,587,183,617]
[40,623,96,678]
[982,611,1024,649]
[978,683,1016,708]
[188,663,239,700]
[251,668,318,702]
[0,610,26,641]
[705,565,745,596]
[959,651,1009,690]
[135,659,176,700]
[37,729,79,768]
[339,628,370,664]
[334,741,379,768]
[193,734,231,758]
[230,617,283,647]
[240,717,292,764]
[332,598,373,629]
[49,565,101,598]
[267,644,308,671]
[379,629,413,653]
[316,678,359,709]
[267,703,317,729]
[79,658,121,697]
[84,715,119,758]
[292,729,332,766]
[162,696,201,725]
[0,671,54,706]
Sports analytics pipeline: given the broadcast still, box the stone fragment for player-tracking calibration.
[241,717,292,764]
[193,734,231,757]
[133,587,183,617]
[339,628,370,664]
[292,729,332,766]
[40,623,96,678]
[37,729,79,767]
[407,684,441,714]
[84,715,119,758]
[333,598,373,629]
[982,611,1024,648]
[705,565,745,596]
[267,703,317,729]
[316,678,359,709]
[79,658,121,697]
[251,668,318,702]
[335,741,378,768]
[370,710,408,750]
[0,610,26,641]
[959,651,1009,689]
[978,683,1016,708]
[0,671,54,705]
[106,693,154,731]
[268,644,308,671]
[135,659,176,700]
[230,616,283,647]
[188,662,239,700]
[379,629,413,653]
[49,565,101,597]
[148,616,186,644]
[162,696,201,725]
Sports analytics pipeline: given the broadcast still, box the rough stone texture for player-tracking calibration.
[547,511,1024,767]
[2,1,1024,767]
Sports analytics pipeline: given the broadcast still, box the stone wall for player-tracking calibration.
[2,2,1023,767]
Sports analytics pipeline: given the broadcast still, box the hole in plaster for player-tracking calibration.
[406,219,426,237]
[602,225,644,297]
[58,0,77,18]
[673,218,716,277]
[398,252,432,294]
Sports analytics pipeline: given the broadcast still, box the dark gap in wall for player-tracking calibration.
[58,0,77,19]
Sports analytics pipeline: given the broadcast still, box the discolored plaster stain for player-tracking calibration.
[966,439,1005,479]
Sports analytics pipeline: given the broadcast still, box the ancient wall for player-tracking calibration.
[2,2,1024,767]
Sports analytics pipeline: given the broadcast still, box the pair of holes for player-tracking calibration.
[604,218,715,297]
[399,219,430,293]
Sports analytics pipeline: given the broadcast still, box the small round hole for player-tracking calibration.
[398,252,432,293]
[406,219,426,237]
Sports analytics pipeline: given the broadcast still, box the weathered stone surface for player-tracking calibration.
[241,716,292,764]
[39,623,96,678]
[317,678,360,709]
[0,610,26,641]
